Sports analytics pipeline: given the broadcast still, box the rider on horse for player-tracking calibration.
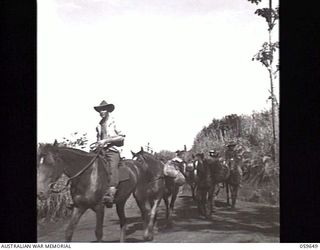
[93,100,125,208]
[66,100,125,208]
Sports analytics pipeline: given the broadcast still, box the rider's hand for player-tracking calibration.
[97,139,108,146]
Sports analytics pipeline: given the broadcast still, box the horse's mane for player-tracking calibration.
[39,143,96,157]
[56,146,96,157]
[138,151,155,159]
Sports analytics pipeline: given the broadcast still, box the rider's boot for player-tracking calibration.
[103,186,117,208]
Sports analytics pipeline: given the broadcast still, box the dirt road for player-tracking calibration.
[38,189,279,243]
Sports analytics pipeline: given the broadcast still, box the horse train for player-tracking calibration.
[37,142,242,242]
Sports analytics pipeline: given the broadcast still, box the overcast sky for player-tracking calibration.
[37,0,279,158]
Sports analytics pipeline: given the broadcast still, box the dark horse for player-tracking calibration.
[131,148,180,226]
[193,153,242,218]
[37,143,165,242]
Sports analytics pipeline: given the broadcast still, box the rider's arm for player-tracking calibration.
[98,135,125,146]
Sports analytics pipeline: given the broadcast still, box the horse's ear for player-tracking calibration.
[53,139,58,146]
[131,150,136,157]
[141,146,144,152]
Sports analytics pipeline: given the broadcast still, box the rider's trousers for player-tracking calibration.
[104,150,120,187]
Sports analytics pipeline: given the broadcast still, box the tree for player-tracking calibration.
[247,0,279,161]
[60,132,89,150]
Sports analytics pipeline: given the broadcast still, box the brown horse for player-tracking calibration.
[37,143,164,242]
[193,153,242,218]
[131,148,180,226]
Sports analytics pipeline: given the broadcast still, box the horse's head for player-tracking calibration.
[37,142,64,200]
[226,153,242,171]
[131,147,150,169]
[131,147,163,176]
[192,153,205,171]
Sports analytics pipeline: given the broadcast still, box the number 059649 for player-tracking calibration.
[300,244,318,248]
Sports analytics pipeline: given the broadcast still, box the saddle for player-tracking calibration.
[97,152,130,183]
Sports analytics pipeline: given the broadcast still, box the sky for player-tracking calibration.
[37,0,279,158]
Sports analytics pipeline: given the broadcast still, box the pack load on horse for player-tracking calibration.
[163,150,186,186]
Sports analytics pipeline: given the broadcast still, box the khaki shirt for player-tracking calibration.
[96,115,123,152]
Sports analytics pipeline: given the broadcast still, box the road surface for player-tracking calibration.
[38,189,279,243]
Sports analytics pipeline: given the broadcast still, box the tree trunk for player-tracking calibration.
[268,0,277,161]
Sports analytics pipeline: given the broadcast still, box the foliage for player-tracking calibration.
[60,132,88,150]
[247,0,279,163]
[252,42,279,68]
[255,7,279,31]
[190,110,279,205]
[154,150,176,163]
[247,0,262,4]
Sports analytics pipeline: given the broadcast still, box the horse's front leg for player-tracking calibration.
[144,198,161,241]
[226,183,230,206]
[206,185,215,218]
[197,187,205,216]
[92,204,105,242]
[65,207,86,242]
[191,183,196,201]
[116,201,127,242]
[134,195,149,232]
[230,185,239,209]
[163,195,170,221]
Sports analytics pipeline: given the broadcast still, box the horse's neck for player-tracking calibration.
[58,148,95,177]
[143,155,162,176]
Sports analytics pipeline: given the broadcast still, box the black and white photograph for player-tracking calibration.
[37,0,279,243]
